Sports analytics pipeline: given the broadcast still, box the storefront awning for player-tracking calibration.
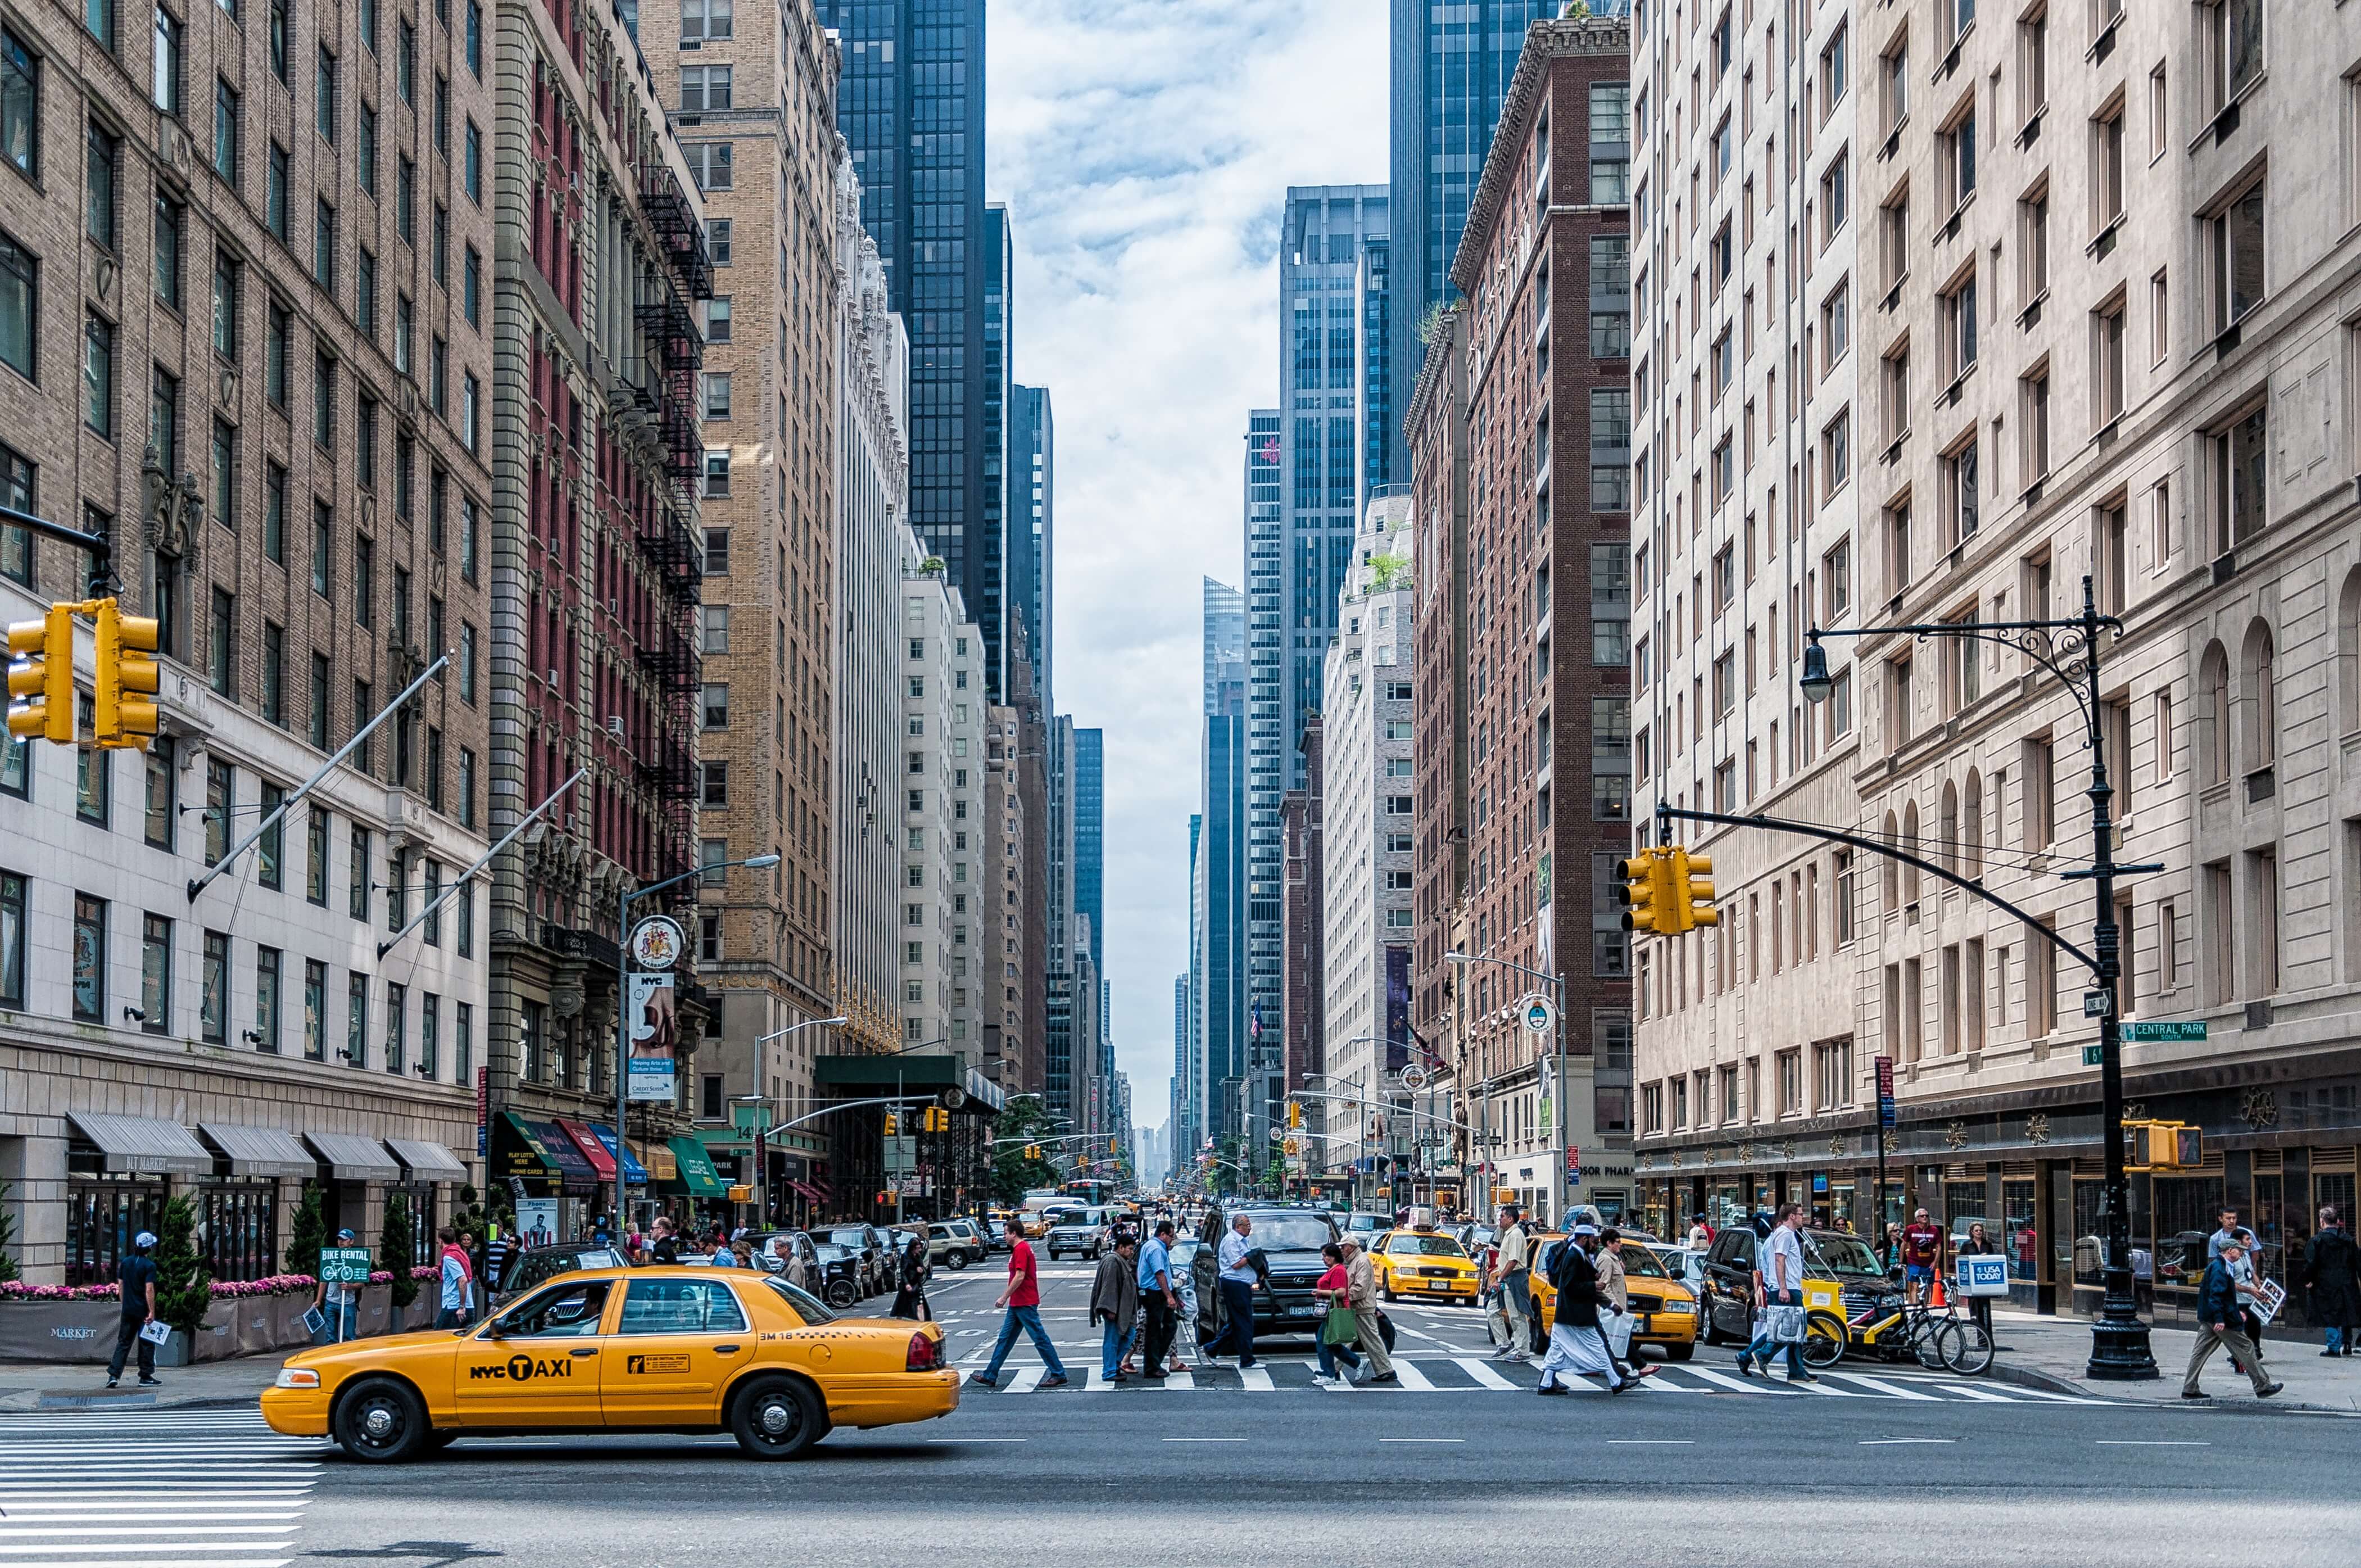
[386,1138,470,1180]
[302,1132,402,1182]
[70,1113,213,1177]
[629,1139,678,1183]
[197,1122,319,1179]
[494,1112,599,1194]
[587,1124,647,1184]
[555,1119,617,1181]
[667,1135,729,1198]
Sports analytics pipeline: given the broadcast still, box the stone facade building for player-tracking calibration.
[1628,2,2361,1329]
[1408,13,1634,1225]
[0,0,496,1286]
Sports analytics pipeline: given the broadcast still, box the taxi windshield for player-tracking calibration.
[1805,1232,1884,1276]
[1612,1243,1670,1279]
[1386,1234,1467,1258]
[761,1276,839,1325]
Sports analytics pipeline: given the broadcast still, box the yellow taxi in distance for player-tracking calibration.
[1522,1232,1700,1361]
[261,1266,957,1462]
[1370,1228,1480,1303]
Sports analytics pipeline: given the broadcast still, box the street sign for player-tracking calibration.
[2122,1020,2208,1043]
[628,915,686,969]
[2083,990,2113,1019]
[319,1247,372,1285]
[1521,995,1557,1034]
[1565,1145,1581,1186]
[1874,1055,1896,1130]
[2083,1044,2105,1066]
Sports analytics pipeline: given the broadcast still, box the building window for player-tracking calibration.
[83,314,113,436]
[139,913,170,1034]
[2,28,38,184]
[2204,0,2264,118]
[2209,403,2268,553]
[0,234,34,384]
[679,65,732,112]
[688,142,732,191]
[71,893,106,1021]
[2209,182,2265,336]
[346,973,368,1067]
[1939,102,1975,210]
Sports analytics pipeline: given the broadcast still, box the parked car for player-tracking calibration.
[826,1224,891,1295]
[927,1220,986,1270]
[492,1243,635,1305]
[986,1217,1014,1254]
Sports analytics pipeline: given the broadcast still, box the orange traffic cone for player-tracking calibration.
[1929,1274,1948,1309]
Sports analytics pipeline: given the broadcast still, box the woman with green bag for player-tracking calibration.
[1313,1243,1365,1384]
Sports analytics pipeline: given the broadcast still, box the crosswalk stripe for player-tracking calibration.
[1162,1370,1194,1390]
[1819,1370,1943,1401]
[1665,1364,1777,1394]
[1388,1360,1435,1390]
[1000,1366,1045,1393]
[1451,1358,1519,1390]
[1929,1381,2018,1402]
[1237,1365,1274,1392]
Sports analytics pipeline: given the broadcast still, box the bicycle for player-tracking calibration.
[1803,1286,1994,1375]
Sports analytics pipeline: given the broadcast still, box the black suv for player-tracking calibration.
[1696,1225,1891,1344]
[1223,1208,1342,1337]
[491,1242,635,1306]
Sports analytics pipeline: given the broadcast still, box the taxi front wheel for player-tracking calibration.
[332,1377,429,1463]
[731,1375,824,1461]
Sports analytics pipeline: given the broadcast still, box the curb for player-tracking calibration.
[1986,1354,2357,1416]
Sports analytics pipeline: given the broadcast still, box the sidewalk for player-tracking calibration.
[0,1352,288,1412]
[1984,1308,2361,1414]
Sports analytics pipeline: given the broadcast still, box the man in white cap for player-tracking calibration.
[106,1231,161,1388]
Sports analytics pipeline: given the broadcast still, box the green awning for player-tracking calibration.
[668,1135,730,1198]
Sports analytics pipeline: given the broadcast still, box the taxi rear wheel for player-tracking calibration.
[730,1375,824,1461]
[332,1377,428,1463]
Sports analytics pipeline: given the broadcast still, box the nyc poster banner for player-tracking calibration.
[626,972,678,1102]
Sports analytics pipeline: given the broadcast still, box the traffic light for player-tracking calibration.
[2124,1120,2202,1170]
[1287,1101,1302,1129]
[1671,849,1719,931]
[1023,1143,1041,1161]
[922,1107,949,1132]
[6,604,75,744]
[883,1112,899,1135]
[93,599,160,750]
[1614,848,1673,933]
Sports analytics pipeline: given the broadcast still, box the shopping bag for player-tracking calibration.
[1321,1305,1359,1347]
[1766,1303,1807,1344]
[137,1319,171,1346]
[1602,1308,1635,1359]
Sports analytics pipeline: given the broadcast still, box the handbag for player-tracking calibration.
[1376,1308,1397,1352]
[1320,1304,1359,1347]
[1766,1302,1807,1344]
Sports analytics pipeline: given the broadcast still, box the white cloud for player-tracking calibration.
[988,0,1385,1135]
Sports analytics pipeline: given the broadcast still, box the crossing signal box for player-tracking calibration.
[6,605,75,744]
[2124,1120,2203,1171]
[94,600,160,749]
[1615,849,1671,933]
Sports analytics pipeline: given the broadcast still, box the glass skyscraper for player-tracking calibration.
[1194,578,1248,1154]
[1010,385,1054,713]
[821,0,1001,688]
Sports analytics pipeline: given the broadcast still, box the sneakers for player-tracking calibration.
[104,1378,119,1389]
[137,1376,161,1387]
[1534,1383,1570,1397]
[2181,1389,2211,1400]
[1367,1371,1399,1384]
[2258,1381,2283,1399]
[1735,1357,1759,1377]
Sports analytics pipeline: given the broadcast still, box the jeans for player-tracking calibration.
[107,1316,155,1381]
[435,1304,468,1329]
[1216,1277,1258,1365]
[981,1304,1067,1380]
[1316,1331,1364,1378]
[312,1298,359,1347]
[1742,1289,1809,1377]
[2328,1325,2349,1354]
[1100,1317,1135,1379]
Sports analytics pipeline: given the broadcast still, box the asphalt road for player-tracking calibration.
[15,1258,2354,1568]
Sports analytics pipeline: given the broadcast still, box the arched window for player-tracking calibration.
[1881,809,1901,913]
[1938,781,1960,874]
[2241,618,2276,774]
[1963,769,1984,879]
[1902,801,1922,906]
[2337,568,2360,738]
[2200,641,2231,786]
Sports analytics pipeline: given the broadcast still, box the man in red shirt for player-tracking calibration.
[969,1225,1070,1388]
[1900,1208,1945,1303]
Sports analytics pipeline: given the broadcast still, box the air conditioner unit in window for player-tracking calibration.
[546,667,559,687]
[606,714,626,737]
[607,597,620,615]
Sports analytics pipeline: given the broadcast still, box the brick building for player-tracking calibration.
[1407,12,1633,1225]
[0,0,494,1283]
[1277,714,1322,1186]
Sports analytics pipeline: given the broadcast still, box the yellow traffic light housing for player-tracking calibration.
[94,599,160,749]
[1673,849,1719,931]
[883,1112,898,1135]
[2123,1119,2202,1171]
[1287,1101,1302,1129]
[7,604,75,744]
[1614,850,1665,933]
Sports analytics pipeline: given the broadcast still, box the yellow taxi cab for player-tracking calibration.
[1369,1227,1480,1303]
[1522,1232,1700,1361]
[261,1265,956,1462]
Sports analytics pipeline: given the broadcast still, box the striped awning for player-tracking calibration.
[386,1139,470,1180]
[197,1122,319,1179]
[69,1113,212,1177]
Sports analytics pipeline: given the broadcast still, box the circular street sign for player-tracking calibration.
[1521,995,1557,1034]
[628,915,687,969]
[1400,1064,1430,1093]
[941,1086,967,1111]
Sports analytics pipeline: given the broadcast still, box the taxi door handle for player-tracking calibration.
[569,1347,599,1357]
[713,1344,741,1354]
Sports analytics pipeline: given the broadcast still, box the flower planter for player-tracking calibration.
[0,1300,125,1363]
[355,1283,393,1338]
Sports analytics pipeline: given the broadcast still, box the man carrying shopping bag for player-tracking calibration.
[1737,1203,1816,1383]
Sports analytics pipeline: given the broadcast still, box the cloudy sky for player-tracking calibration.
[986,1,1386,1132]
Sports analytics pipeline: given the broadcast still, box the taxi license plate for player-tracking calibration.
[1423,1280,1448,1289]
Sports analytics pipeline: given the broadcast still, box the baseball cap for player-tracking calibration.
[336,1228,358,1241]
[132,1231,157,1249]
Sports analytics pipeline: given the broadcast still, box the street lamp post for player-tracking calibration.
[739,1015,846,1225]
[1444,950,1567,1225]
[1802,574,2156,1381]
[617,853,780,1232]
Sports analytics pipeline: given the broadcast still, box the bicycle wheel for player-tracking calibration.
[1913,1316,1949,1370]
[1801,1311,1847,1368]
[1941,1318,1995,1376]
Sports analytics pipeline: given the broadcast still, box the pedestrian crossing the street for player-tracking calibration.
[952,1353,2113,1403]
[0,1408,328,1567]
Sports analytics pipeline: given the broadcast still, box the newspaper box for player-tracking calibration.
[1955,1254,2011,1298]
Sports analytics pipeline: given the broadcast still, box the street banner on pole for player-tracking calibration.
[626,972,677,1102]
[1874,1054,1897,1129]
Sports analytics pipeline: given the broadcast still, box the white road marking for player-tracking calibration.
[1388,1360,1436,1390]
[1819,1370,1945,1401]
[2096,1440,2211,1446]
[1608,1439,1697,1444]
[1238,1364,1275,1392]
[1860,1438,1958,1445]
[1378,1437,1464,1443]
[1451,1358,1518,1390]
[1000,1366,1045,1393]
